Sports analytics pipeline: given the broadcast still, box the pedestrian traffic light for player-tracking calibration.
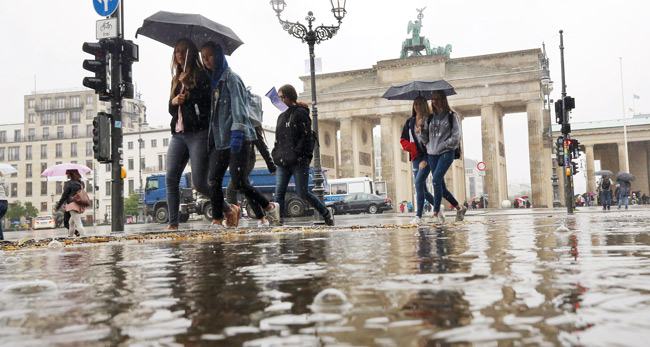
[120,40,139,99]
[564,96,575,113]
[556,136,565,166]
[571,161,579,175]
[82,40,111,101]
[93,112,111,163]
[554,100,563,124]
[570,138,580,159]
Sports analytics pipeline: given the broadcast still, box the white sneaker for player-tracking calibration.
[266,202,280,223]
[439,212,446,223]
[409,217,424,225]
[257,220,270,227]
[210,221,225,229]
[429,214,445,224]
[455,205,468,221]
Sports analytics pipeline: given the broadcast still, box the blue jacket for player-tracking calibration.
[208,67,256,150]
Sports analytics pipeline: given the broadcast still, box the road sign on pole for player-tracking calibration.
[96,18,118,39]
[477,162,486,171]
[93,0,119,17]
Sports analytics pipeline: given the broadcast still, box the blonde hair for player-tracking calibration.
[170,39,202,99]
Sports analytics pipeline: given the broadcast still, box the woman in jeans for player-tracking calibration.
[54,169,87,237]
[401,96,435,224]
[271,84,334,226]
[418,90,467,224]
[0,173,8,240]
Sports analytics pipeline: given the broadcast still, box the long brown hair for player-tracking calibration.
[66,169,82,181]
[170,38,202,98]
[431,91,454,114]
[278,84,310,109]
[412,96,431,117]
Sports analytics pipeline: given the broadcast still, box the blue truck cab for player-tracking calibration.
[145,173,203,223]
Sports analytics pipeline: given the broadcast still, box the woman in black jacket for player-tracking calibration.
[271,84,333,226]
[165,38,215,230]
[55,169,87,237]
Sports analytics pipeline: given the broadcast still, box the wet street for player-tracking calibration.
[1,208,649,346]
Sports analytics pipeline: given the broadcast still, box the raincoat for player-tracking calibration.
[400,116,428,161]
[272,105,313,167]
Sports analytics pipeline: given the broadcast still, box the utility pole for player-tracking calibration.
[109,3,124,232]
[558,30,576,214]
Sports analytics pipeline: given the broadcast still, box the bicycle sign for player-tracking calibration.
[96,18,118,39]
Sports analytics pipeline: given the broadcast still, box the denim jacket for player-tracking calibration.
[208,67,256,150]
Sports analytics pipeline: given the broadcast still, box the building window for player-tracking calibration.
[29,99,35,108]
[41,144,47,159]
[163,138,169,147]
[128,158,134,170]
[151,139,157,148]
[56,97,66,109]
[70,96,80,108]
[86,160,93,170]
[14,130,21,142]
[0,148,4,161]
[26,163,32,177]
[86,141,93,156]
[42,98,51,109]
[86,124,92,137]
[72,125,79,138]
[56,182,63,194]
[70,143,78,157]
[106,181,112,196]
[128,141,133,150]
[158,155,165,171]
[56,112,66,125]
[106,205,112,220]
[41,202,47,212]
[11,183,17,197]
[86,94,93,105]
[41,162,47,174]
[8,147,19,161]
[86,109,94,120]
[28,113,36,124]
[56,143,63,158]
[26,146,32,160]
[42,113,52,125]
[41,181,47,195]
[105,163,111,172]
[140,157,145,170]
[128,179,134,194]
[0,131,6,143]
[71,111,81,123]
[57,126,64,139]
[10,165,17,178]
[28,128,35,141]
[42,128,49,140]
[26,182,32,196]
[139,140,145,149]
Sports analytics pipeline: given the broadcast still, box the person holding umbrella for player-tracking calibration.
[54,169,87,237]
[597,174,614,210]
[617,177,632,210]
[0,172,9,240]
[418,90,467,224]
[200,42,279,227]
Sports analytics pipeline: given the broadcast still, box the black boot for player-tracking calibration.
[323,210,334,226]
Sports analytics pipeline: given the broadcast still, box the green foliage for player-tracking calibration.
[23,202,39,220]
[124,193,140,216]
[6,201,28,221]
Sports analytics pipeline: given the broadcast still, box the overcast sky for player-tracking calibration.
[2,0,648,191]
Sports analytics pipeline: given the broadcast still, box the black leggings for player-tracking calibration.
[209,142,270,220]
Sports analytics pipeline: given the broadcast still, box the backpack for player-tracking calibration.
[246,87,263,127]
[601,179,611,190]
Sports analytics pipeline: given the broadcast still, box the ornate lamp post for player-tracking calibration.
[540,43,560,207]
[132,103,147,223]
[270,0,347,223]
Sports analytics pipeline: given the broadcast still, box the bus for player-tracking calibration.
[324,177,388,203]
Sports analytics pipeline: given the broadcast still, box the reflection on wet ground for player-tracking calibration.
[1,211,649,345]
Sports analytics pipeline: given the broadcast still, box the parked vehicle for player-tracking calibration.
[325,177,388,203]
[144,173,210,223]
[33,215,56,230]
[326,193,393,215]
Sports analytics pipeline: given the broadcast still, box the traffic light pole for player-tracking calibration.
[110,4,124,232]
[559,30,574,214]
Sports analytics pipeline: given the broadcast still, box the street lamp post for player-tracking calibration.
[540,43,560,207]
[133,104,147,223]
[270,0,347,223]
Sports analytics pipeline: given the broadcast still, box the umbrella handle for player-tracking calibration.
[183,48,188,72]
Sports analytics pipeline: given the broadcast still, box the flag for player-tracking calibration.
[633,94,640,99]
[265,87,288,112]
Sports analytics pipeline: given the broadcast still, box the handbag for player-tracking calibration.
[73,186,91,207]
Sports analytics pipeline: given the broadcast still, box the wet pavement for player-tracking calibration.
[0,207,649,345]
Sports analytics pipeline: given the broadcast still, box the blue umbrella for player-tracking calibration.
[381,79,457,100]
[11,221,21,225]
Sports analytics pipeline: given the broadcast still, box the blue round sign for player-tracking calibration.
[93,0,119,17]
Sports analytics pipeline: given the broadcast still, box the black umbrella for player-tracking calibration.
[135,11,244,55]
[616,172,635,182]
[381,79,457,100]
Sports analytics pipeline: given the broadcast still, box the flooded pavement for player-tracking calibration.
[0,210,649,346]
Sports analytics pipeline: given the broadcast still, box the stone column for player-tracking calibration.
[541,107,555,208]
[481,104,508,206]
[381,113,412,210]
[585,144,596,194]
[380,114,397,209]
[318,121,338,175]
[527,101,547,207]
[617,142,628,173]
[339,117,353,178]
[556,163,566,206]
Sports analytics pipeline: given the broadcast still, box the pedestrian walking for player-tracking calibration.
[617,178,631,209]
[400,203,405,213]
[418,90,467,224]
[54,169,87,237]
[401,96,435,224]
[201,42,279,228]
[165,38,220,231]
[0,173,8,241]
[598,175,613,210]
[271,84,334,226]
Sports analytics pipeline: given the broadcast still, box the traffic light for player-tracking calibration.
[120,40,139,99]
[571,161,579,175]
[554,100,563,124]
[556,136,565,166]
[93,112,111,163]
[564,96,575,113]
[570,138,580,159]
[82,40,111,101]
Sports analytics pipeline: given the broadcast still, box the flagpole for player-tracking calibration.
[619,57,630,173]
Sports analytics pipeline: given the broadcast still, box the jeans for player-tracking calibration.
[166,130,211,226]
[601,190,612,208]
[225,145,262,217]
[209,142,269,220]
[274,163,328,222]
[426,151,459,213]
[413,156,435,218]
[618,194,629,209]
[0,200,7,240]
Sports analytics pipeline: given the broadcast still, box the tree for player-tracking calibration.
[6,201,26,222]
[124,193,140,216]
[24,202,39,220]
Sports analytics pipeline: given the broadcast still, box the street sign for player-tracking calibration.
[93,0,119,17]
[477,161,486,171]
[96,18,118,39]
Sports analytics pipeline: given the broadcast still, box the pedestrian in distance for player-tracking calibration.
[0,172,9,241]
[617,178,631,210]
[400,203,405,213]
[54,169,87,237]
[402,96,435,224]
[598,174,613,210]
[407,201,413,213]
[201,42,279,228]
[417,90,468,224]
[271,84,334,226]
[165,38,218,231]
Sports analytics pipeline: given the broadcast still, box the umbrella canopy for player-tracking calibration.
[520,196,530,199]
[0,163,18,175]
[41,163,91,177]
[592,169,613,176]
[616,172,635,182]
[43,175,89,182]
[381,79,457,100]
[136,11,244,55]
